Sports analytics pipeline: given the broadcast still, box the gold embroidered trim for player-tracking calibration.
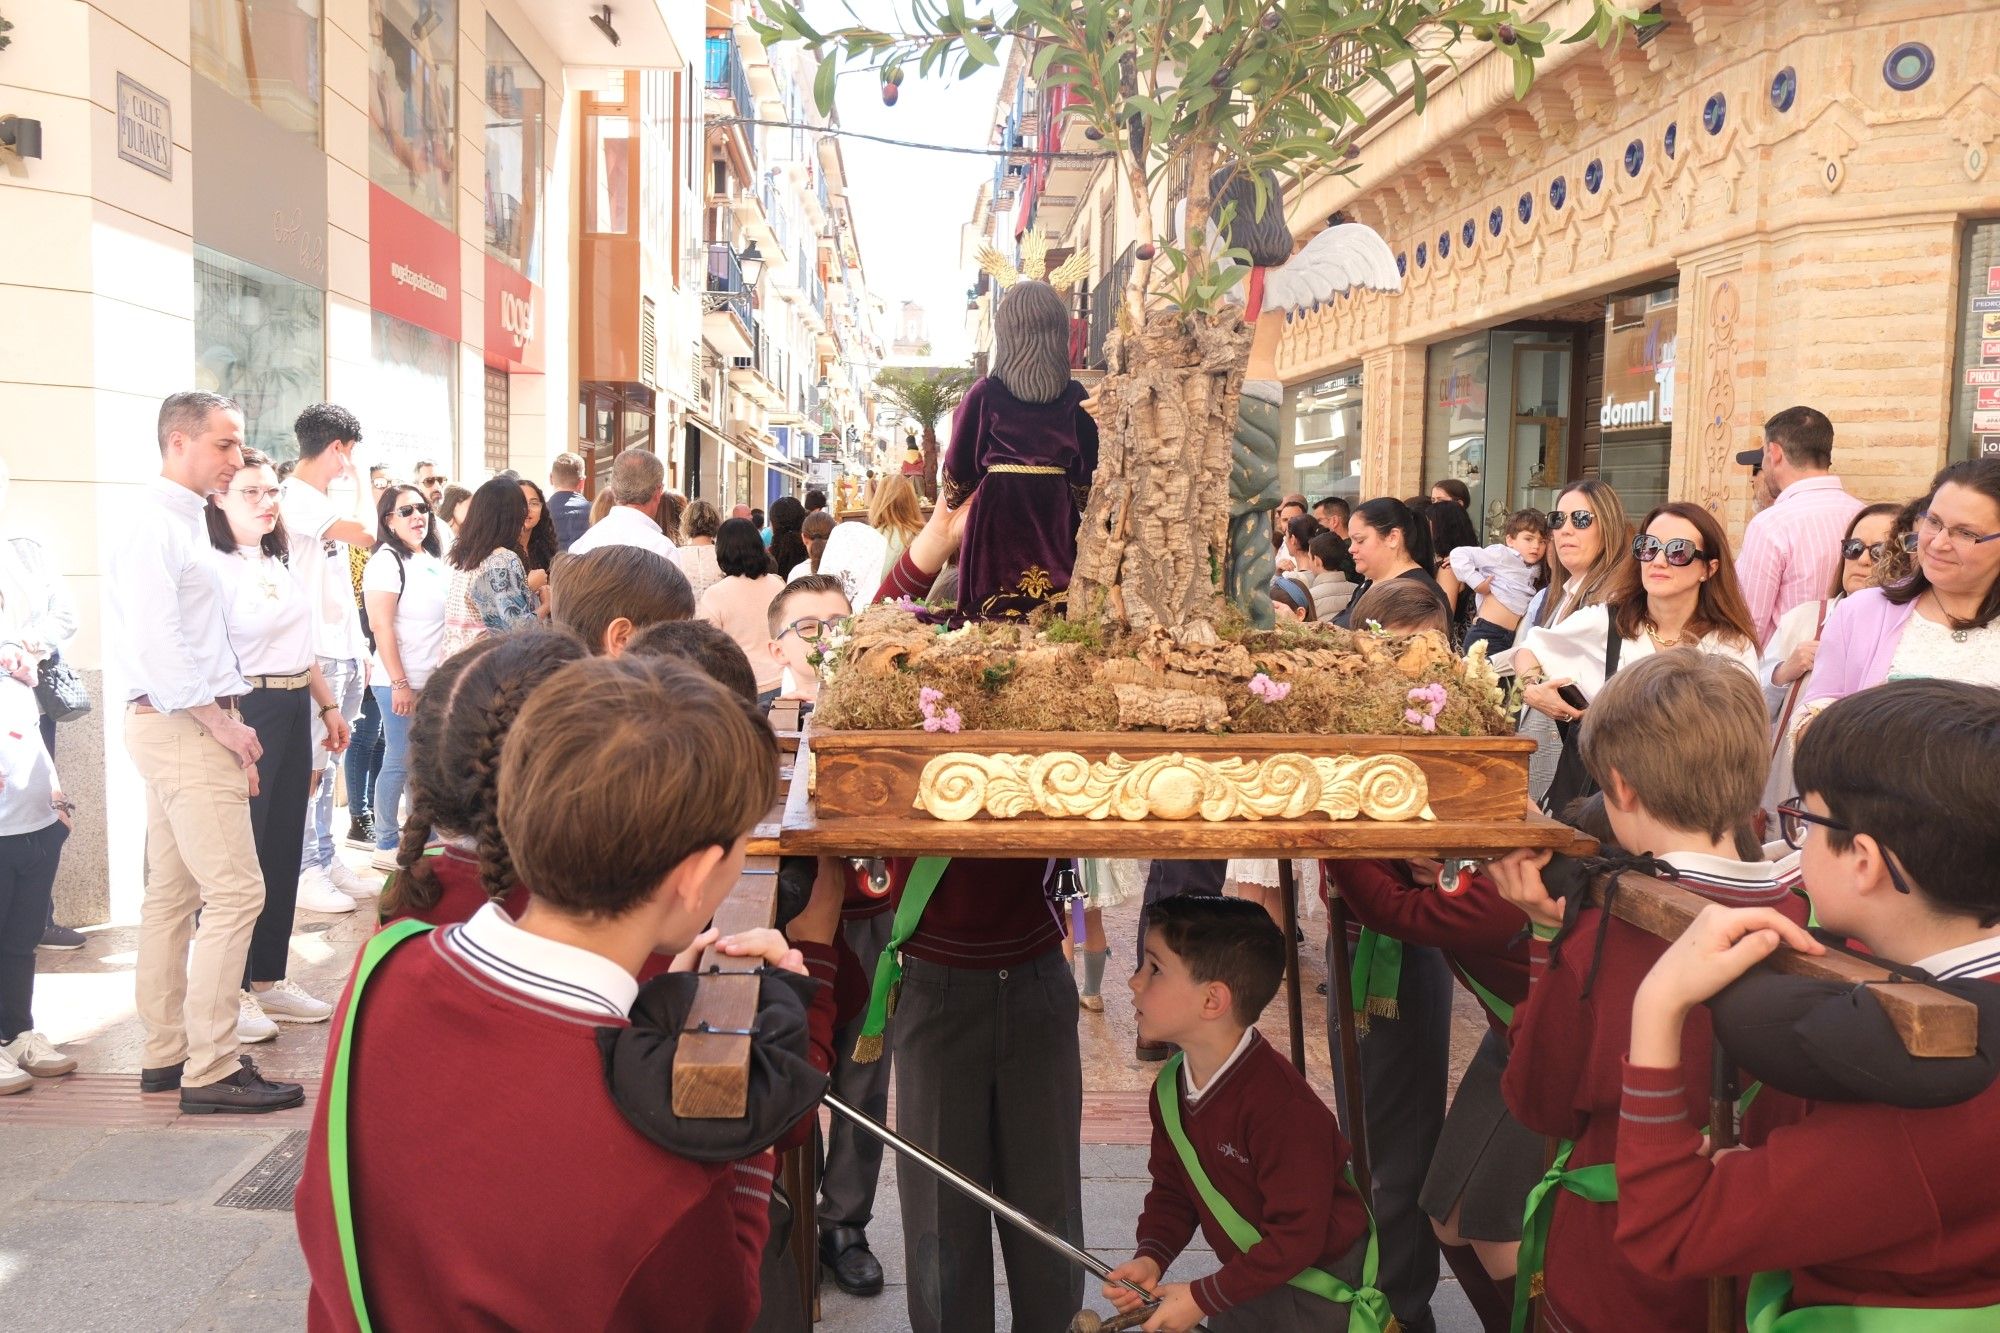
[912,751,1435,824]
[986,464,1067,476]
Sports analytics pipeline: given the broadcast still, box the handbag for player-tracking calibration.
[1539,621,1622,818]
[35,651,92,724]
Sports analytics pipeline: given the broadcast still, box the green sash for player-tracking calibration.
[328,917,434,1333]
[852,856,951,1063]
[1747,1270,2000,1331]
[1511,1083,1766,1332]
[1350,928,1404,1027]
[1449,960,1515,1028]
[1153,1056,1393,1332]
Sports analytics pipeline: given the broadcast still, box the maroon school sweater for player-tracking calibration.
[869,556,1064,970]
[1614,972,2000,1314]
[1324,859,1527,1035]
[295,928,772,1331]
[1135,1029,1370,1317]
[1501,855,1810,1333]
[382,849,674,981]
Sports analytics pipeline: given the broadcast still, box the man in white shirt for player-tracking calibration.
[280,404,378,912]
[107,392,306,1113]
[568,448,680,564]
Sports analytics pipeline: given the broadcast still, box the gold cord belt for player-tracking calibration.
[986,465,1066,475]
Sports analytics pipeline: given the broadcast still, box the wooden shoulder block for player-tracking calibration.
[1592,871,1978,1059]
[673,856,781,1119]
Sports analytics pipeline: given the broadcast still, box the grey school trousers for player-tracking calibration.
[894,948,1085,1333]
[1326,936,1453,1329]
[820,910,895,1235]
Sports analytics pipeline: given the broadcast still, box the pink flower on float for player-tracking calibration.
[919,687,943,708]
[1247,672,1291,703]
[941,707,962,734]
[1404,708,1426,728]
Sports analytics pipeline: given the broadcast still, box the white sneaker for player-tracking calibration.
[370,848,401,874]
[255,978,333,1024]
[1,1031,78,1078]
[236,993,279,1044]
[0,1048,30,1096]
[328,858,379,899]
[296,866,357,915]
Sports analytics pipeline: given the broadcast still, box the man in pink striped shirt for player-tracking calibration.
[1733,405,1864,646]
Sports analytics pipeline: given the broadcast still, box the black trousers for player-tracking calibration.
[0,820,68,1041]
[820,910,895,1234]
[1327,935,1453,1327]
[1135,859,1227,959]
[241,686,313,987]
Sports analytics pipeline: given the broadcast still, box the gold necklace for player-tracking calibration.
[1644,620,1684,648]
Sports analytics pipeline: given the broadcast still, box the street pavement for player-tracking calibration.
[3,843,1490,1331]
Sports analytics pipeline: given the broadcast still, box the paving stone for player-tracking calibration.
[36,1129,276,1204]
[0,1125,108,1208]
[0,1204,272,1333]
[177,1296,311,1333]
[223,1232,313,1297]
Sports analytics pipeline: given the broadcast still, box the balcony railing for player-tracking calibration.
[705,242,753,334]
[1088,244,1135,370]
[705,36,757,156]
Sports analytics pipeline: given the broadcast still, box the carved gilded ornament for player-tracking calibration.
[912,750,1436,824]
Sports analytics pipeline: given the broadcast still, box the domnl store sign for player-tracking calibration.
[369,186,461,341]
[485,257,542,373]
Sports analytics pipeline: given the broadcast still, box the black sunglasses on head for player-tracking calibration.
[1632,534,1710,566]
[1547,509,1595,531]
[394,502,432,519]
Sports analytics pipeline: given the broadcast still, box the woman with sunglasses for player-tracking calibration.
[1515,502,1759,811]
[363,484,450,871]
[1796,459,2000,729]
[1758,502,1901,817]
[1332,496,1450,629]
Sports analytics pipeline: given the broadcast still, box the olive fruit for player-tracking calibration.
[1135,242,1157,261]
[1083,125,1105,141]
[882,83,899,106]
[1497,22,1517,44]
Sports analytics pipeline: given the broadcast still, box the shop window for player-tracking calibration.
[363,310,457,479]
[193,0,323,140]
[484,19,544,282]
[1283,370,1364,506]
[194,246,325,463]
[369,0,458,228]
[1948,219,2000,462]
[588,116,635,235]
[1425,329,1584,539]
[1425,334,1491,528]
[1597,288,1678,517]
[483,365,509,474]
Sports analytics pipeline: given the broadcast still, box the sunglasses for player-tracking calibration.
[1775,800,1915,896]
[394,502,433,519]
[1546,510,1596,531]
[1841,538,1888,562]
[1632,534,1711,566]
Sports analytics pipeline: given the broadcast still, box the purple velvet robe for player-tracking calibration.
[941,376,1100,620]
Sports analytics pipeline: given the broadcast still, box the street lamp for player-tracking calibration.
[738,240,766,288]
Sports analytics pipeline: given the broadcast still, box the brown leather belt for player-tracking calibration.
[131,695,241,714]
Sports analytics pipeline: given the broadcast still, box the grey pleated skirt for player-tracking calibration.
[1418,1026,1545,1241]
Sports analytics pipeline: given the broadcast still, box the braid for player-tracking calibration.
[379,787,442,918]
[467,669,536,901]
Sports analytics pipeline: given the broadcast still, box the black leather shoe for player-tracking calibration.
[819,1226,885,1297]
[140,1061,184,1094]
[178,1056,305,1115]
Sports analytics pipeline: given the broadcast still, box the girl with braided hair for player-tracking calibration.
[377,626,587,928]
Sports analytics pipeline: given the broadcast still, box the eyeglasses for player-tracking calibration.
[231,486,280,503]
[394,503,432,519]
[1546,510,1596,531]
[1776,799,1915,896]
[777,616,842,643]
[1841,538,1888,562]
[1632,534,1711,566]
[1916,512,2000,550]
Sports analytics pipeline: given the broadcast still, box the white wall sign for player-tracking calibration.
[116,74,173,180]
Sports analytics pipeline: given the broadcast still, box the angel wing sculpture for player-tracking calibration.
[1259,222,1403,315]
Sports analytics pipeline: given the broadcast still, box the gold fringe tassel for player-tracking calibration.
[1365,996,1402,1020]
[851,1034,884,1065]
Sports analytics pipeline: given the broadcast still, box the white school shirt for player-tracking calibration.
[279,477,366,663]
[363,547,451,689]
[1518,602,1760,703]
[104,476,250,711]
[210,545,315,678]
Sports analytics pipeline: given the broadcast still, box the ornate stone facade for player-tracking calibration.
[1277,0,2000,533]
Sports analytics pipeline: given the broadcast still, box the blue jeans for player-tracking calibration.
[371,685,416,852]
[345,687,385,824]
[301,655,364,873]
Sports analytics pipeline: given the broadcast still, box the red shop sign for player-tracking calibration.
[369,186,461,341]
[485,256,542,373]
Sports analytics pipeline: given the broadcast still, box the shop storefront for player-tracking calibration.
[190,0,329,461]
[483,17,546,475]
[1282,369,1365,506]
[1950,219,2000,462]
[366,186,461,476]
[1596,287,1678,518]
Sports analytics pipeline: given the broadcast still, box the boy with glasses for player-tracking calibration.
[765,574,850,709]
[1488,651,1810,1333]
[1614,678,2000,1324]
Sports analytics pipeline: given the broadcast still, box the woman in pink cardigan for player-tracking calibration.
[1796,459,2000,728]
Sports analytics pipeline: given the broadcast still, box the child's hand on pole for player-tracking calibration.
[1102,1256,1160,1313]
[1489,848,1565,930]
[1140,1282,1203,1332]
